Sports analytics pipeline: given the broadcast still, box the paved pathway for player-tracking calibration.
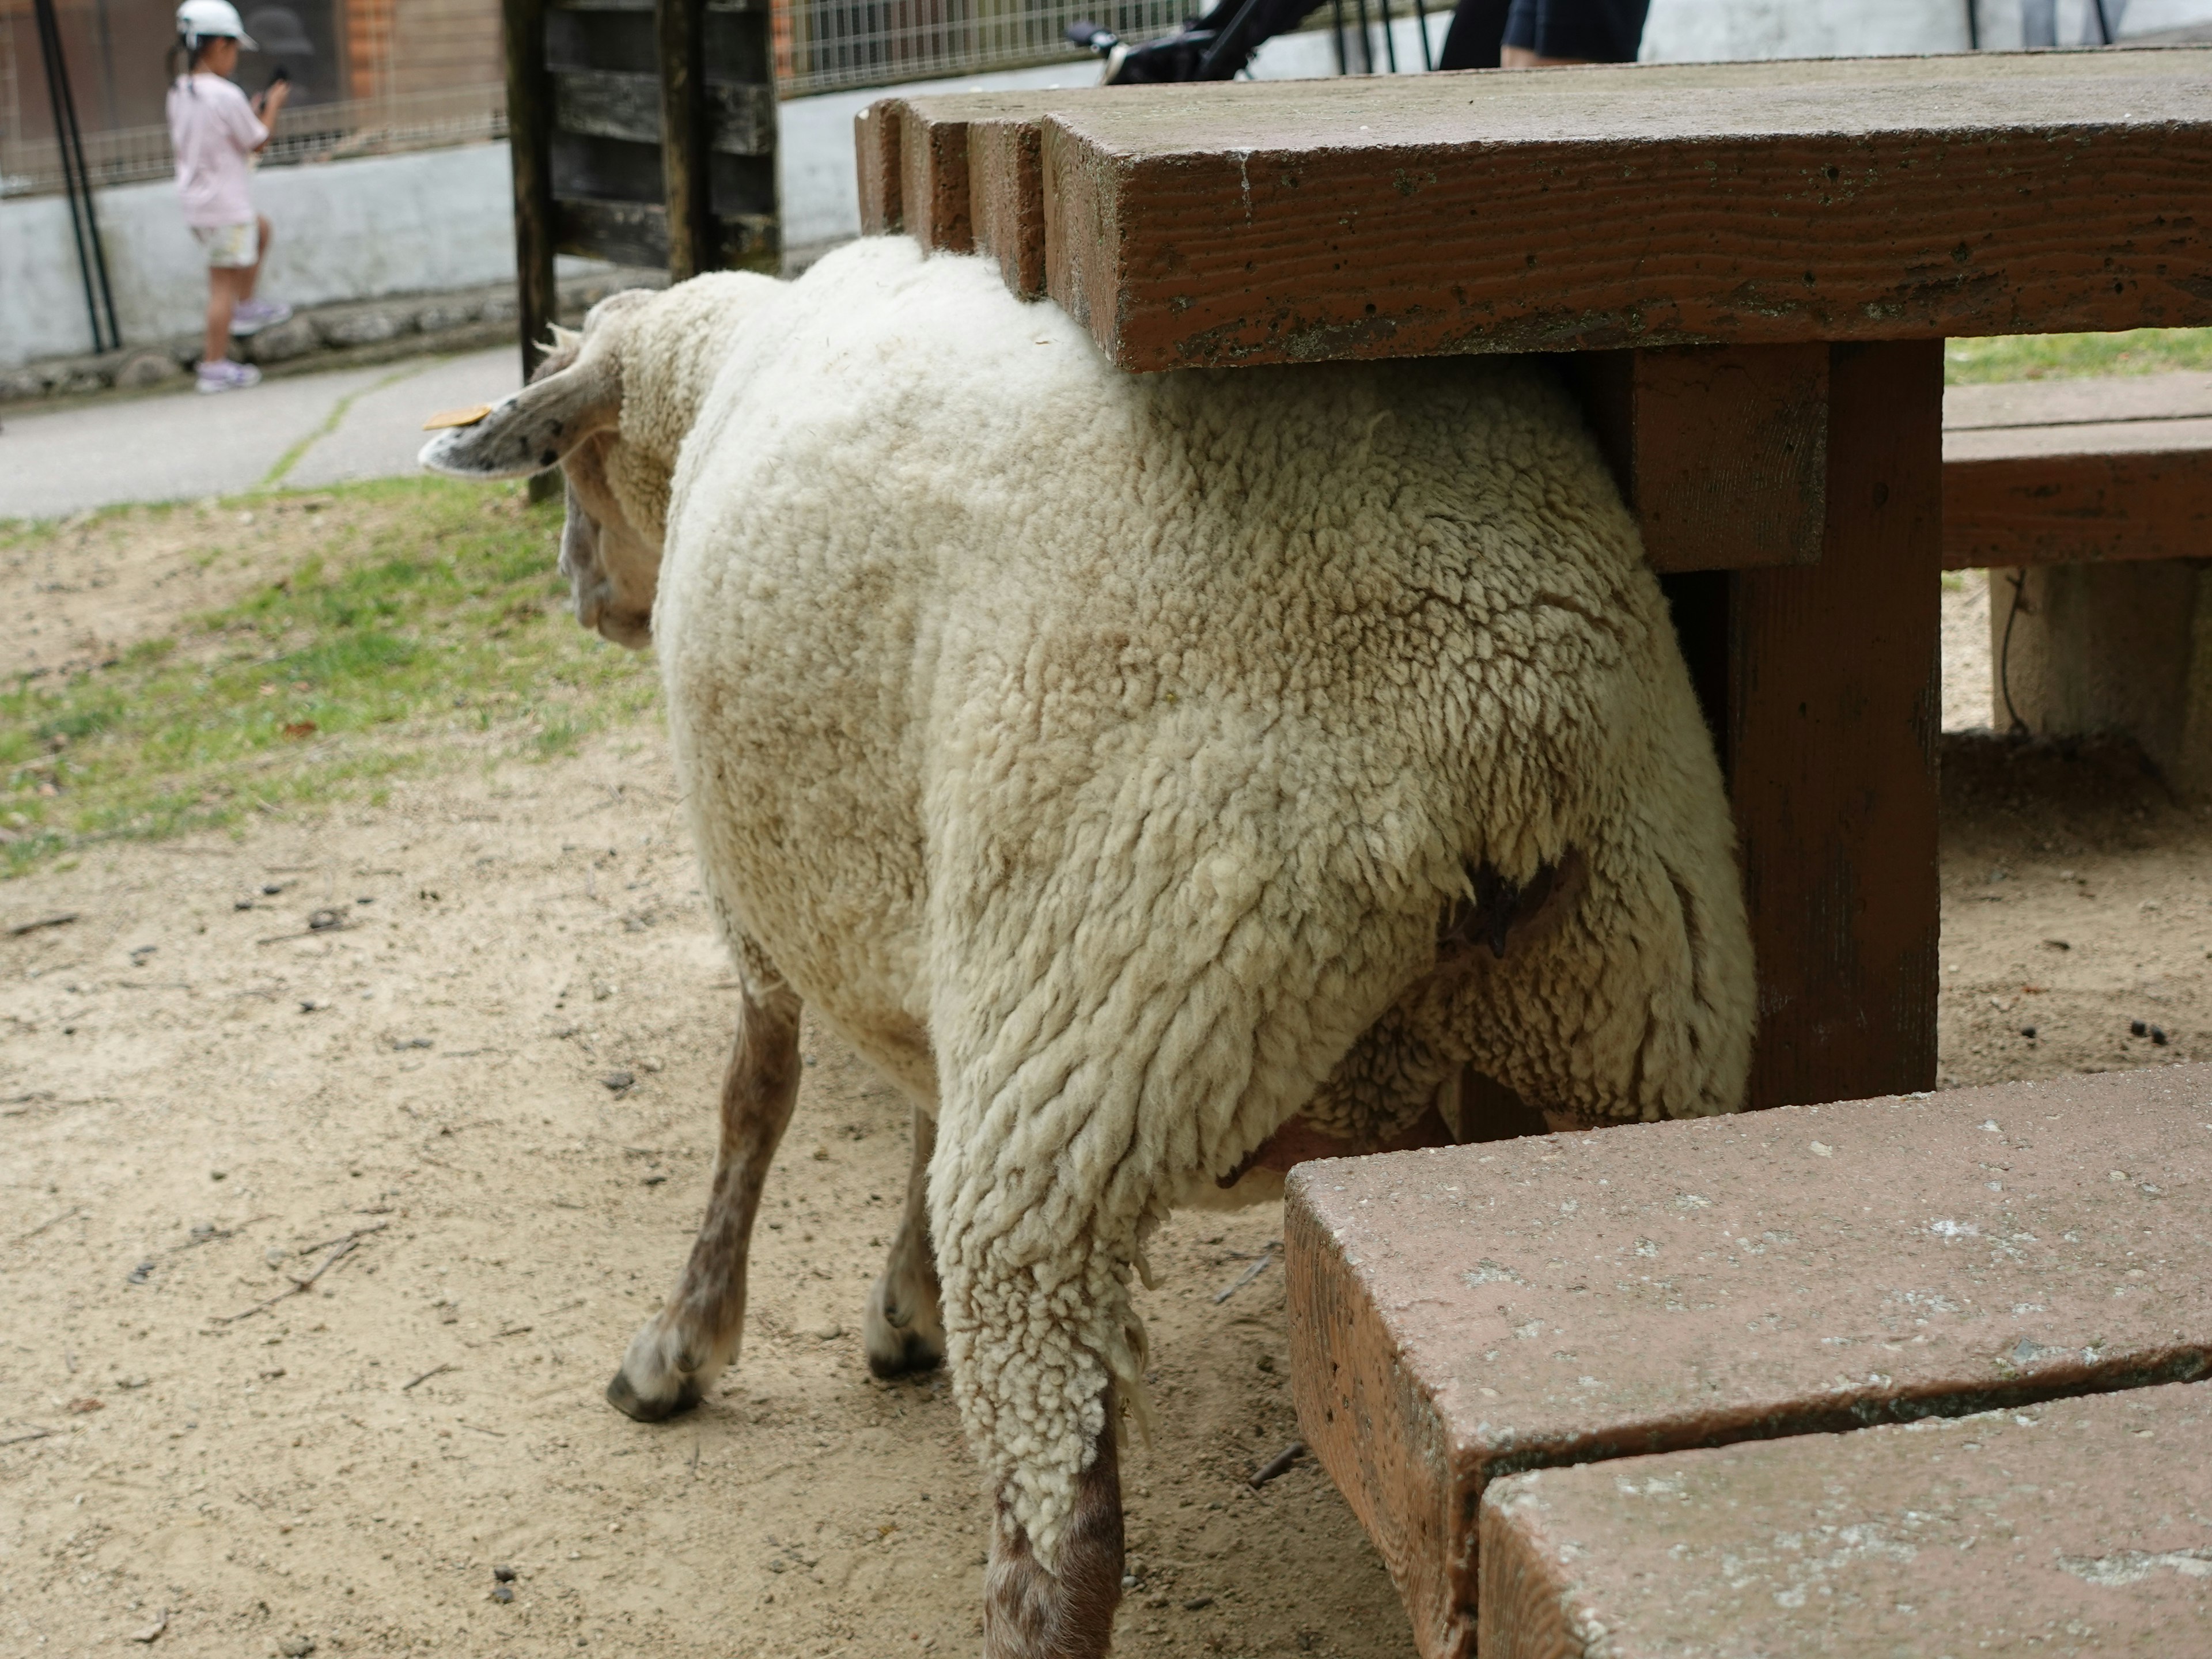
[0,347,519,521]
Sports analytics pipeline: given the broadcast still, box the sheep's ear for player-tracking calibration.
[416,354,620,481]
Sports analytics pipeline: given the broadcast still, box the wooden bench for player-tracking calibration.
[859,49,2212,1111]
[1283,1064,2212,1657]
[1481,1378,2212,1657]
[1944,372,2212,795]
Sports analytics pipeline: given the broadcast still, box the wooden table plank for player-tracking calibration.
[868,50,2212,372]
[1285,1064,2212,1658]
[1481,1380,2212,1658]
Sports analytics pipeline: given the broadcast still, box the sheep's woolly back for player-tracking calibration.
[652,238,1752,1563]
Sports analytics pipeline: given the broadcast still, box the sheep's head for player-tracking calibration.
[418,289,665,649]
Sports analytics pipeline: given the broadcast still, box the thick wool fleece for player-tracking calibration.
[637,238,1750,1563]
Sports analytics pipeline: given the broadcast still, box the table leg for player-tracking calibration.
[1668,340,1944,1109]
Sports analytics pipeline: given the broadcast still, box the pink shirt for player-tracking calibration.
[166,73,266,228]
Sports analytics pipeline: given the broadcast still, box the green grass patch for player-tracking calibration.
[1945,327,2212,385]
[3,476,660,877]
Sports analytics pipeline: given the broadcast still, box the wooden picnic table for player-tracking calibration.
[859,48,2212,1112]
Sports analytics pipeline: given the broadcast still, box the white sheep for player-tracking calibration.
[422,235,1753,1659]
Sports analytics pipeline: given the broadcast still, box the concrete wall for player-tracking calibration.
[2,144,610,368]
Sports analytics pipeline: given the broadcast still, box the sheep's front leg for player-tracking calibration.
[984,1387,1124,1659]
[864,1105,945,1377]
[606,984,801,1421]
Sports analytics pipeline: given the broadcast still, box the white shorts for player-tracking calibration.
[194,221,259,268]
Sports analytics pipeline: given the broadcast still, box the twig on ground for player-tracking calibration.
[492,1325,533,1339]
[1249,1441,1306,1489]
[13,1204,83,1243]
[1,1426,55,1447]
[213,1224,382,1323]
[7,912,78,937]
[256,918,356,945]
[1214,1243,1278,1305]
[402,1363,456,1392]
[457,1419,505,1437]
[296,1219,389,1256]
[173,1213,274,1252]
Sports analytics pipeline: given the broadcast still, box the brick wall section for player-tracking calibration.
[1284,1065,2212,1658]
[1480,1378,2212,1657]
[344,0,498,100]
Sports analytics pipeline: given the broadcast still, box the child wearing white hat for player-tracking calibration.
[167,0,293,393]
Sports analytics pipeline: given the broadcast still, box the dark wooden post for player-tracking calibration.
[502,0,560,502]
[502,0,556,383]
[655,0,711,282]
[1662,340,1944,1111]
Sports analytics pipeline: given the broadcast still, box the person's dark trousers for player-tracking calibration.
[1438,0,1510,67]
[1440,0,1647,68]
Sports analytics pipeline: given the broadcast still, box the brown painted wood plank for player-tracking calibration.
[855,101,902,234]
[1946,447,2212,569]
[900,100,972,255]
[1480,1380,2212,1658]
[871,50,2212,370]
[969,117,1046,298]
[1285,1064,2212,1659]
[1727,339,1942,1109]
[862,92,1092,257]
[1940,373,2212,569]
[1575,345,1828,573]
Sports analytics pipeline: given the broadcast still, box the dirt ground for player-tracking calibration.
[1,498,349,683]
[5,569,2209,1659]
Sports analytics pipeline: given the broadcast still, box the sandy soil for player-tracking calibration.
[5,576,2207,1659]
[0,498,358,683]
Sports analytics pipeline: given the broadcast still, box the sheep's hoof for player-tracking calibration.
[605,1366,702,1423]
[865,1324,944,1380]
[864,1280,945,1378]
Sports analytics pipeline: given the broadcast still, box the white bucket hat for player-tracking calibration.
[177,0,258,50]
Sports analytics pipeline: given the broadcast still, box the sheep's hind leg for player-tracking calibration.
[864,1105,945,1377]
[606,984,801,1422]
[985,1387,1124,1659]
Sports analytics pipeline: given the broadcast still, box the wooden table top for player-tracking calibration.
[862,48,2212,372]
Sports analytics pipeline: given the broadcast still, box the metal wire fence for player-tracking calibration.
[777,0,1191,96]
[1,80,508,196]
[0,0,1253,197]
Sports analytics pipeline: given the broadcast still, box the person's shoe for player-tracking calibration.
[197,359,263,394]
[229,297,293,337]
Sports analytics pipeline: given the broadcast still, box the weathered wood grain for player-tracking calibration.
[969,118,1046,298]
[875,51,2212,370]
[1480,1381,2212,1658]
[855,101,902,234]
[1947,447,2212,569]
[1729,339,1942,1108]
[554,196,669,268]
[504,0,558,387]
[655,0,710,281]
[552,69,775,155]
[899,99,971,254]
[1288,1066,2212,1658]
[1575,344,1828,572]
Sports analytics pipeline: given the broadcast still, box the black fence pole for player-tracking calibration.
[55,11,123,350]
[33,0,115,353]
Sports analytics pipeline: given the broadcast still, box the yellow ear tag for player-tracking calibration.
[422,404,494,431]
